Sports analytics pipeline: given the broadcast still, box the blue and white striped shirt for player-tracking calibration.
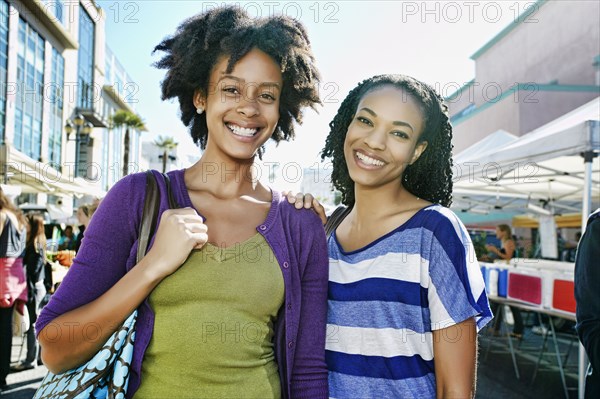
[326,205,492,399]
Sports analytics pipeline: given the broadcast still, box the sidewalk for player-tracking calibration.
[3,320,582,398]
[476,315,580,399]
[2,335,47,398]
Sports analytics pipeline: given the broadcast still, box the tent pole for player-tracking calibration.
[578,146,595,399]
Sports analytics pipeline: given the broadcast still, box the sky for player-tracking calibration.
[95,0,535,188]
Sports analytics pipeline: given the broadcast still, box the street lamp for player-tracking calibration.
[65,113,93,177]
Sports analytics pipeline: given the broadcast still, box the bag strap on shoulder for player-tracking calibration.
[162,172,179,210]
[137,171,160,263]
[325,205,351,238]
[136,171,180,263]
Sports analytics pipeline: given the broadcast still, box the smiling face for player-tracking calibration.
[194,48,282,162]
[343,85,428,191]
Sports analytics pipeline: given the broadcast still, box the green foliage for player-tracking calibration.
[153,135,178,150]
[334,191,342,205]
[109,110,145,130]
[472,232,488,260]
[153,135,179,173]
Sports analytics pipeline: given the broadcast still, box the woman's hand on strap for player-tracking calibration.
[145,207,208,279]
[282,191,327,225]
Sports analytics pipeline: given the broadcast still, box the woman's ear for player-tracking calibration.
[193,90,206,111]
[410,141,428,165]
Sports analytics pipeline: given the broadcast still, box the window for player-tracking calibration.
[77,6,94,109]
[0,1,9,141]
[101,127,109,190]
[111,114,122,183]
[14,19,45,161]
[48,48,64,167]
[105,48,113,86]
[130,129,138,169]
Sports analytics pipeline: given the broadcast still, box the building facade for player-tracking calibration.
[448,0,600,153]
[0,0,144,209]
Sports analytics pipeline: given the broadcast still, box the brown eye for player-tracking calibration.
[223,86,240,95]
[391,131,409,139]
[260,92,276,102]
[357,116,372,126]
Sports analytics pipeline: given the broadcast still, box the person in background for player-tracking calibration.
[562,231,582,262]
[11,212,47,371]
[75,203,98,252]
[575,208,600,398]
[486,224,524,339]
[58,225,75,251]
[0,189,27,391]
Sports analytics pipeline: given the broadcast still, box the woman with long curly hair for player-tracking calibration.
[37,6,328,398]
[293,74,492,398]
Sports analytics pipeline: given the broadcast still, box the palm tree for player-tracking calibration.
[153,135,179,173]
[109,110,146,177]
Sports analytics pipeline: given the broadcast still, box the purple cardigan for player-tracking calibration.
[36,169,329,399]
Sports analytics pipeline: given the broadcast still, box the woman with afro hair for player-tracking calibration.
[291,74,492,398]
[37,6,328,398]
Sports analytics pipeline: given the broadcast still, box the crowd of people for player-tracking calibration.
[0,193,97,390]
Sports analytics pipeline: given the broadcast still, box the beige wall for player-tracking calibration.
[450,0,600,154]
[474,1,599,104]
[452,88,598,154]
[452,95,520,154]
[518,90,599,133]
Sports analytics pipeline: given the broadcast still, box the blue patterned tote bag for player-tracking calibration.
[33,171,174,399]
[33,311,137,399]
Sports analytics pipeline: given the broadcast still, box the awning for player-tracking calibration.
[2,143,106,198]
[512,213,583,229]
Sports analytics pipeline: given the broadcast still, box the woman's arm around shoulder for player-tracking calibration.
[288,205,329,398]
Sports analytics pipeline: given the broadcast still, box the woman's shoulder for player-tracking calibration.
[274,192,324,230]
[0,209,19,229]
[103,170,166,205]
[415,204,454,225]
[416,205,469,238]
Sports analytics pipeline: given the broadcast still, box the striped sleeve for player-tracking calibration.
[426,207,493,332]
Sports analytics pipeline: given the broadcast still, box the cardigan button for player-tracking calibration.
[288,341,293,349]
[287,303,292,310]
[259,225,267,231]
[283,261,289,268]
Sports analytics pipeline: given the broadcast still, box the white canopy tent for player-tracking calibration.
[453,97,599,397]
[453,129,518,165]
[453,97,600,220]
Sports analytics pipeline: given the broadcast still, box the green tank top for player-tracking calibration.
[136,233,284,398]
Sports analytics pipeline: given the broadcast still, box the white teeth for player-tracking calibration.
[227,123,258,137]
[356,151,385,166]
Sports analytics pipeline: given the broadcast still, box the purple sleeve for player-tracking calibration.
[291,210,329,398]
[35,173,146,336]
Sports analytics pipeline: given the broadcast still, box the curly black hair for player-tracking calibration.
[153,6,321,150]
[321,74,453,207]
